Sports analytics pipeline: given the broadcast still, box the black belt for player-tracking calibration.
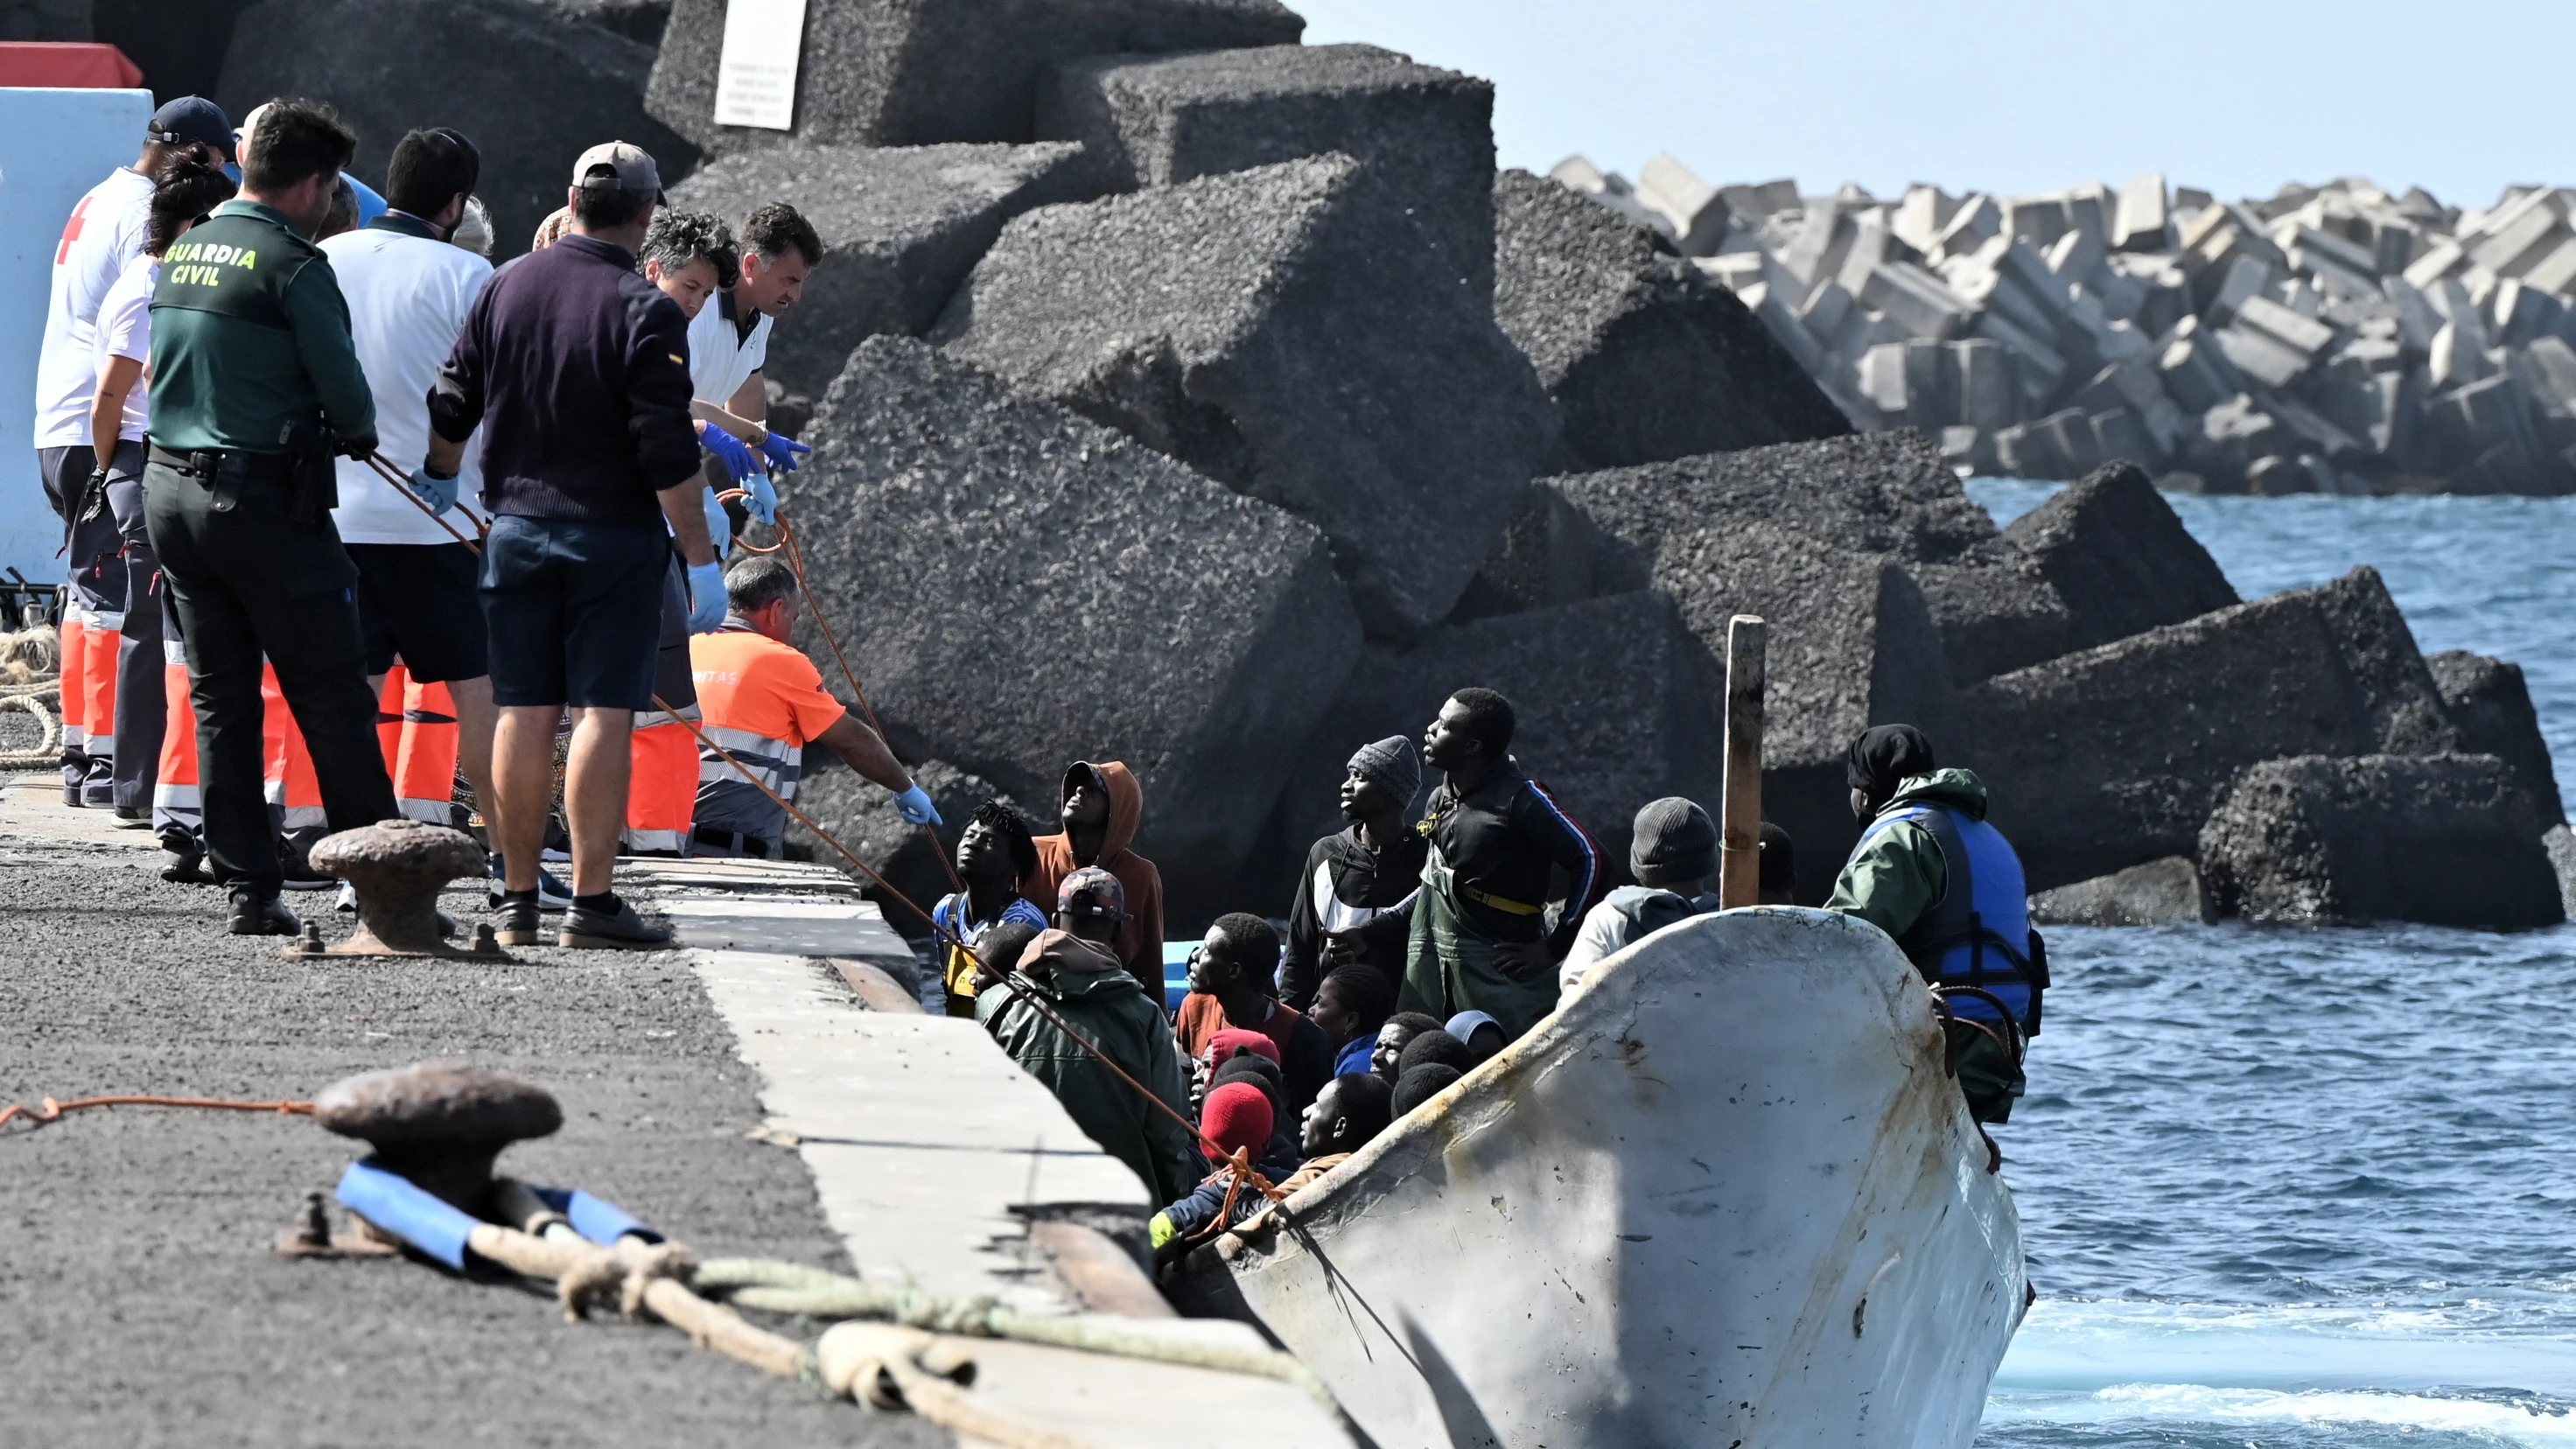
[693,827,776,858]
[148,443,296,483]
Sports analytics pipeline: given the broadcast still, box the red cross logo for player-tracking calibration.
[56,194,94,266]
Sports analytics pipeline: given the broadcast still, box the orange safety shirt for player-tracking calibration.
[690,624,848,844]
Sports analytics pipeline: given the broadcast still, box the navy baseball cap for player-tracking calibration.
[150,96,235,159]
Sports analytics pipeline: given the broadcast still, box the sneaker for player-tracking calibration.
[493,893,542,948]
[112,805,151,830]
[80,780,116,809]
[558,895,674,951]
[159,836,213,885]
[227,889,300,937]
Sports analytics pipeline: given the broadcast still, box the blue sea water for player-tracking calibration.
[1966,480,2576,1447]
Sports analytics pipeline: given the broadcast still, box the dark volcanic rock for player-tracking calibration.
[1251,591,1719,905]
[1998,460,2240,652]
[2198,753,2563,928]
[785,337,1361,906]
[647,0,1303,155]
[537,0,668,43]
[1038,44,1495,294]
[98,0,260,101]
[933,152,1557,637]
[219,0,688,258]
[1963,566,2460,890]
[790,758,1017,939]
[668,142,1099,398]
[1908,552,2076,684]
[2027,856,2216,927]
[1493,168,1852,472]
[2426,649,2564,824]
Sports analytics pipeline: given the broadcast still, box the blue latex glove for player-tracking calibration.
[408,466,458,516]
[739,469,778,525]
[893,783,943,827]
[700,423,760,485]
[757,430,810,473]
[700,483,732,559]
[686,559,727,633]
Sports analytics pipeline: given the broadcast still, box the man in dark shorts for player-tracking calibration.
[425,141,723,950]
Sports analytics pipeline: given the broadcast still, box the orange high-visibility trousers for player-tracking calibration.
[261,665,326,833]
[375,664,408,766]
[57,609,88,761]
[80,603,118,773]
[151,637,199,834]
[624,721,697,853]
[394,676,460,825]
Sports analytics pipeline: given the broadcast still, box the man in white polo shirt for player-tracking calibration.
[689,200,822,514]
[321,126,552,904]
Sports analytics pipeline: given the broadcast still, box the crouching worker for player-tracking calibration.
[688,556,940,858]
[1148,1080,1297,1264]
[981,868,1201,1205]
[1826,724,2044,1124]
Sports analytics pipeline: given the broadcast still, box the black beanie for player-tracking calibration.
[1845,724,1937,801]
[1629,796,1718,887]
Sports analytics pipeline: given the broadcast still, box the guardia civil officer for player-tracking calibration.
[1825,724,2048,1124]
[145,100,398,936]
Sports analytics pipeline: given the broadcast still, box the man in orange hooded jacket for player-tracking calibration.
[1028,760,1165,997]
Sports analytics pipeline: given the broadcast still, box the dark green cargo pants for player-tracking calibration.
[1947,1019,2027,1124]
[145,458,396,896]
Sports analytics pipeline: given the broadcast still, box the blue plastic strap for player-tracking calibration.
[530,1185,662,1246]
[334,1158,480,1269]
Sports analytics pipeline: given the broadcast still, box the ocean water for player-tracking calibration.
[1966,480,2576,1447]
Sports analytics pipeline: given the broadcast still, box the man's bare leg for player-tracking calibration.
[491,704,560,892]
[446,675,500,828]
[562,705,634,898]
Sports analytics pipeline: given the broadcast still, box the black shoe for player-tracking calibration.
[80,780,116,808]
[558,896,675,951]
[62,782,81,808]
[112,806,151,830]
[493,895,542,948]
[227,890,300,936]
[159,837,212,885]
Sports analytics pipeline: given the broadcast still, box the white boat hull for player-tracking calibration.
[1173,907,2026,1448]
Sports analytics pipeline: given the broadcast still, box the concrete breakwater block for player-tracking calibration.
[2026,855,2215,927]
[783,337,1361,906]
[1492,169,1852,472]
[220,0,685,258]
[2426,649,2565,825]
[1039,44,1496,295]
[668,141,1100,399]
[2197,753,2565,928]
[933,152,1557,638]
[1963,567,2459,891]
[1997,459,2240,651]
[648,0,1302,154]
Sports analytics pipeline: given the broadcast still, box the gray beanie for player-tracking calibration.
[1348,735,1422,802]
[1630,797,1718,887]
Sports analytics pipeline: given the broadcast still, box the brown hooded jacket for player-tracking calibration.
[1030,760,1166,995]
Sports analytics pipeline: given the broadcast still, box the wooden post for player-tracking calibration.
[1718,614,1767,910]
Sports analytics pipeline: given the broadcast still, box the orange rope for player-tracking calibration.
[0,1095,312,1133]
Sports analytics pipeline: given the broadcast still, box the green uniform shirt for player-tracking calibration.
[148,199,376,454]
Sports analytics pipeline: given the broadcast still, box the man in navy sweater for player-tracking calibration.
[425,142,723,950]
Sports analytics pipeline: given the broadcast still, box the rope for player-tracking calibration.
[0,690,60,771]
[0,1094,313,1133]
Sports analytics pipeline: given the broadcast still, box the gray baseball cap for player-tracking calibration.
[570,140,661,195]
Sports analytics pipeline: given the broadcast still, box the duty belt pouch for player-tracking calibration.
[279,422,337,524]
[207,453,245,514]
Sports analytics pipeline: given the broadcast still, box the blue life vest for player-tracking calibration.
[1852,804,2045,1029]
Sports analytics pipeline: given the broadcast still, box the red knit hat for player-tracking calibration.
[1200,1081,1274,1162]
[1206,1027,1281,1068]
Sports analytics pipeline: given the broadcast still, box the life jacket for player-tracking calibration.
[1854,803,2048,1031]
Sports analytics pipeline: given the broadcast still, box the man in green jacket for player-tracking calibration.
[1825,724,2042,1124]
[978,867,1201,1205]
[145,99,396,936]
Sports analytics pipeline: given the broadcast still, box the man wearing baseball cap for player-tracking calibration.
[32,96,234,813]
[424,139,723,950]
[976,866,1200,1203]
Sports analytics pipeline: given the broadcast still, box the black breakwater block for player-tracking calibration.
[783,336,1361,906]
[647,0,1303,154]
[668,141,1100,398]
[1039,44,1494,296]
[932,152,1557,638]
[1492,168,1851,472]
[2426,649,2565,826]
[1998,459,2240,652]
[219,0,687,259]
[1962,566,2460,891]
[2198,753,2563,928]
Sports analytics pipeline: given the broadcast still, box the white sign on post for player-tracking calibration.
[712,0,808,131]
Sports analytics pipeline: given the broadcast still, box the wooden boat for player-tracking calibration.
[1171,906,2027,1448]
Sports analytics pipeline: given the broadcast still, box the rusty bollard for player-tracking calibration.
[290,819,502,960]
[314,1060,564,1214]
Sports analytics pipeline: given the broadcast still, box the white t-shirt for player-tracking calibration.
[687,288,772,411]
[32,167,154,448]
[321,217,494,545]
[88,253,157,443]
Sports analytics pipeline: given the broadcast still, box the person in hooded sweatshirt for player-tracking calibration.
[1558,797,1725,994]
[1029,760,1166,995]
[1826,724,2043,1124]
[978,867,1199,1203]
